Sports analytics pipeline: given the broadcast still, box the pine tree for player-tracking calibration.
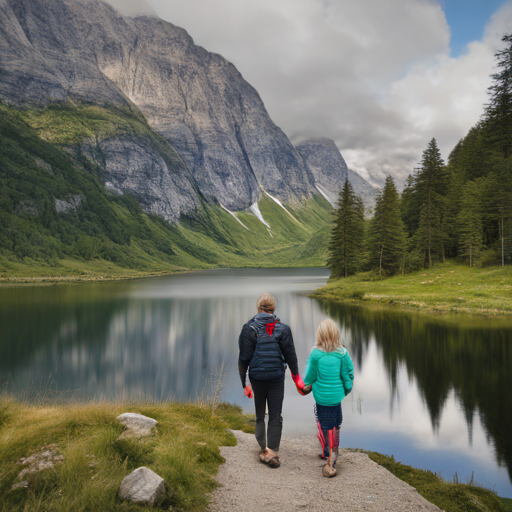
[414,138,448,267]
[400,174,417,238]
[484,34,512,158]
[367,176,406,277]
[327,179,365,278]
[457,181,483,267]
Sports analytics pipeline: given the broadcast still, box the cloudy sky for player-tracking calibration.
[109,0,512,187]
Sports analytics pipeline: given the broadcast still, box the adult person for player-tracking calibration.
[238,292,308,468]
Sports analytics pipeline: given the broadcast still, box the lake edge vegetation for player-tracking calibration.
[364,450,512,512]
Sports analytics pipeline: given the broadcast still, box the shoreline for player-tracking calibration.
[0,263,329,288]
[0,270,181,287]
[310,261,512,319]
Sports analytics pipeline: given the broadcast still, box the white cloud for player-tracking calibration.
[136,0,511,186]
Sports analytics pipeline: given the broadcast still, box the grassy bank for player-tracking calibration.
[0,398,254,512]
[311,261,512,316]
[366,451,512,512]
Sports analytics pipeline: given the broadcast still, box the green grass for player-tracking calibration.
[501,498,512,511]
[311,261,512,316]
[0,398,254,512]
[17,104,153,146]
[366,451,509,512]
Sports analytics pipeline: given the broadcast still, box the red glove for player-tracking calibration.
[244,386,253,399]
[291,373,309,396]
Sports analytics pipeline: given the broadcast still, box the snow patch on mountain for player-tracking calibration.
[250,202,270,228]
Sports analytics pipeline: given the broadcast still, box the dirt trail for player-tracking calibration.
[208,430,441,512]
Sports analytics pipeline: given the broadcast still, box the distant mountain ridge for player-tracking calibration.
[0,0,374,220]
[296,138,377,210]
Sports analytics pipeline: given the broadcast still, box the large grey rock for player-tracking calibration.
[54,195,83,214]
[119,466,165,506]
[0,0,318,212]
[117,412,158,438]
[296,137,377,210]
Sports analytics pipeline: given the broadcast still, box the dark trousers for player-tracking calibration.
[250,376,285,451]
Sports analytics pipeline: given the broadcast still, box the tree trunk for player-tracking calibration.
[379,245,383,280]
[501,215,505,268]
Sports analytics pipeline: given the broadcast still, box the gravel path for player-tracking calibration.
[208,430,441,512]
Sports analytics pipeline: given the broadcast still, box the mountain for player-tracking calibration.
[0,0,318,212]
[295,138,377,211]
[0,0,373,275]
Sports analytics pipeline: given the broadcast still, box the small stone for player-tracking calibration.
[11,481,28,491]
[119,467,165,506]
[117,413,158,438]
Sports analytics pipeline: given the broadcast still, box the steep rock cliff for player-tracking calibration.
[0,0,317,213]
[80,132,201,222]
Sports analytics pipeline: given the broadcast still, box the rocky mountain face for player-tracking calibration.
[0,0,374,222]
[295,138,377,211]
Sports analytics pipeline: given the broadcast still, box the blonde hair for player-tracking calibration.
[315,319,341,352]
[256,292,277,313]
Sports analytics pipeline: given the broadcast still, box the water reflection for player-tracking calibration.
[0,269,329,401]
[1,269,511,497]
[321,301,512,494]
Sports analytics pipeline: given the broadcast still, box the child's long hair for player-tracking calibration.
[315,319,341,352]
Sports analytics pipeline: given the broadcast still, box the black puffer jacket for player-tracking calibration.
[238,312,299,386]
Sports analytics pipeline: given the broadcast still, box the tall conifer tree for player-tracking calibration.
[327,179,365,278]
[484,34,512,158]
[368,176,406,277]
[457,181,483,267]
[414,138,448,267]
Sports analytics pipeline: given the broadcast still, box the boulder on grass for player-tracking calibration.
[116,413,158,438]
[119,466,165,506]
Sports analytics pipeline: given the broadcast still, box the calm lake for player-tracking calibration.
[1,268,511,497]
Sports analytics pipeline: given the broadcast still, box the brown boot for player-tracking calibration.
[263,448,280,468]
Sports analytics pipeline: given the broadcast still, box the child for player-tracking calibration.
[303,319,354,477]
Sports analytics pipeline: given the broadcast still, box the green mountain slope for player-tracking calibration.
[0,104,330,279]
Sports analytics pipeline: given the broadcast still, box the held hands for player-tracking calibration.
[244,386,253,399]
[291,373,312,396]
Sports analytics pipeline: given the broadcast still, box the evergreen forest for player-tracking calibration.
[328,34,512,278]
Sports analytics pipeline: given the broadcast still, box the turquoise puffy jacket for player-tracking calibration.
[304,346,354,406]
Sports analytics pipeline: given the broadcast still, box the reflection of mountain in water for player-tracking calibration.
[321,301,512,482]
[0,269,329,402]
[0,285,124,374]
